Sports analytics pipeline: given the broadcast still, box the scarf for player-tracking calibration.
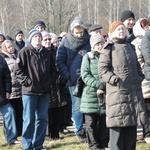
[67,29,90,49]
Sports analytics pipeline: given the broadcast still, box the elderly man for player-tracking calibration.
[15,29,56,150]
[56,17,91,142]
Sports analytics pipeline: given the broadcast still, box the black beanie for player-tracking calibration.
[121,10,135,22]
[15,29,23,37]
[34,20,46,29]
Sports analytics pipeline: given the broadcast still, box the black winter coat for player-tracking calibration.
[49,46,67,108]
[0,55,11,106]
[14,44,56,95]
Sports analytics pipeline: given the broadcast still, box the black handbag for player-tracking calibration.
[73,76,84,98]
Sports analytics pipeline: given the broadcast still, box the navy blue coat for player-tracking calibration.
[56,35,91,86]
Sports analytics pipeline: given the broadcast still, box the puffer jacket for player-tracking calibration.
[80,51,106,115]
[141,29,150,80]
[14,44,56,95]
[0,55,11,106]
[1,50,22,99]
[98,39,147,128]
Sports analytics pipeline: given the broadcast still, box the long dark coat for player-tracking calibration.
[98,40,147,128]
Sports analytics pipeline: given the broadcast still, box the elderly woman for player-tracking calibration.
[0,40,22,144]
[1,40,23,137]
[98,21,148,150]
[41,31,68,140]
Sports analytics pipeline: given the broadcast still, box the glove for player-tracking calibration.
[97,89,104,96]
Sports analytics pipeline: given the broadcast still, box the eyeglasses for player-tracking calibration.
[43,38,51,41]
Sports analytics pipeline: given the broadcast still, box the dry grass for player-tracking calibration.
[0,125,150,150]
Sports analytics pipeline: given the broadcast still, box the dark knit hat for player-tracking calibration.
[70,17,84,31]
[109,21,124,34]
[34,20,46,29]
[90,34,105,49]
[89,24,102,33]
[15,29,23,37]
[121,10,135,22]
[28,29,42,42]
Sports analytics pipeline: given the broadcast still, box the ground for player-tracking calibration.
[0,125,150,150]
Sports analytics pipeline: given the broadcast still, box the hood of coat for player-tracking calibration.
[133,18,146,37]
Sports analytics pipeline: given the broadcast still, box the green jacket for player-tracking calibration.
[80,51,106,115]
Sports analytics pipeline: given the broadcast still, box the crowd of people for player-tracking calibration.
[0,9,150,150]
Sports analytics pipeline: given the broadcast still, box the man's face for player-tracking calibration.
[123,18,135,29]
[90,29,102,36]
[16,33,23,42]
[73,27,84,37]
[31,34,42,47]
[35,25,45,32]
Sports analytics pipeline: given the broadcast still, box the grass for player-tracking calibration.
[0,125,150,150]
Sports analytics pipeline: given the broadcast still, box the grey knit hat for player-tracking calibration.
[28,29,42,42]
[70,17,84,31]
[41,31,50,38]
[90,34,105,49]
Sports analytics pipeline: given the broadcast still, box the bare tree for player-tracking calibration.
[0,0,149,38]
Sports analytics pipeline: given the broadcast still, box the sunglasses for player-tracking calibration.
[43,38,51,41]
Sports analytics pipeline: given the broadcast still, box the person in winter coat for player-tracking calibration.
[56,17,91,143]
[14,29,56,150]
[0,53,21,145]
[1,40,23,137]
[41,31,68,140]
[80,34,109,150]
[140,19,150,144]
[120,10,135,43]
[14,29,25,51]
[98,21,148,150]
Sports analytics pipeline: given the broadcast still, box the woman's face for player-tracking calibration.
[42,35,51,48]
[113,25,126,39]
[5,42,15,54]
[94,42,105,53]
[51,37,59,48]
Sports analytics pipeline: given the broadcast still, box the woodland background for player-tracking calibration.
[1,0,150,38]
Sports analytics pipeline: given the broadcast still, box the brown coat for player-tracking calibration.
[98,40,147,127]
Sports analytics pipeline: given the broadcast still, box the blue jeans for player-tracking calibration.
[68,86,83,135]
[0,103,17,144]
[22,94,49,150]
